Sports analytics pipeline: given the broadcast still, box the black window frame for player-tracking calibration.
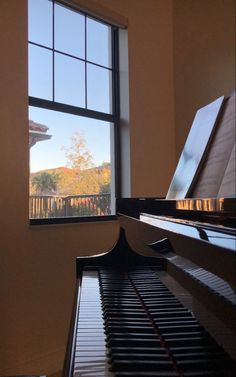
[28,0,120,225]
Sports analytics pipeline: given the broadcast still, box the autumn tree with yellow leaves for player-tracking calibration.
[30,130,111,196]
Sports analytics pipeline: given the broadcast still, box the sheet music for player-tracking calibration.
[191,94,235,198]
[166,96,224,199]
[218,144,236,197]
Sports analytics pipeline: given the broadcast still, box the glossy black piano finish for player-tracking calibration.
[117,197,236,227]
[117,197,236,330]
[76,228,167,276]
[118,197,236,285]
[63,229,166,377]
[63,226,236,377]
[141,213,236,250]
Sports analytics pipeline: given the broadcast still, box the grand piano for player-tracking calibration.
[63,91,236,376]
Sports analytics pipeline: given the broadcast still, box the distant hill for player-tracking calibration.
[30,164,111,196]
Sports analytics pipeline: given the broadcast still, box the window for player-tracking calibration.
[28,0,120,223]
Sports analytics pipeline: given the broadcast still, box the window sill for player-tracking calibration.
[30,215,117,226]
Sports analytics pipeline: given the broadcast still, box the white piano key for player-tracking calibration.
[73,270,112,377]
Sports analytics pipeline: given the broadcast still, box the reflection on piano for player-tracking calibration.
[63,91,236,376]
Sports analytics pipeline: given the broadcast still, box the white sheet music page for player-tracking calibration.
[166,96,224,199]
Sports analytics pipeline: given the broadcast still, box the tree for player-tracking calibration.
[99,163,111,194]
[99,182,110,194]
[63,130,94,171]
[31,171,59,195]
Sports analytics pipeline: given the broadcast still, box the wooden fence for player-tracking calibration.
[29,194,111,218]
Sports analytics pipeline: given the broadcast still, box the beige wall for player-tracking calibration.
[173,0,235,161]
[0,0,235,375]
[0,0,174,375]
[96,0,175,197]
[124,0,175,196]
[0,1,119,375]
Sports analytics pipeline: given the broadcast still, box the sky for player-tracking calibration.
[28,0,113,173]
[29,106,112,172]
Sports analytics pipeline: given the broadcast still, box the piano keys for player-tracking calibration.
[73,270,112,376]
[63,226,236,376]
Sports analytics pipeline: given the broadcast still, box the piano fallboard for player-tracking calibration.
[140,213,236,251]
[117,197,236,227]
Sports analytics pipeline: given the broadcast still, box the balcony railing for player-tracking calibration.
[29,194,111,218]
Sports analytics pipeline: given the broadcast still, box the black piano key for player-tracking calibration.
[178,358,236,371]
[110,359,175,372]
[107,337,162,347]
[153,318,198,325]
[101,296,140,301]
[157,324,204,333]
[140,286,174,290]
[181,372,236,377]
[143,297,180,302]
[98,267,236,377]
[102,295,138,300]
[173,351,227,361]
[101,288,135,293]
[107,346,168,356]
[178,359,230,372]
[169,345,222,354]
[104,318,150,325]
[142,293,180,298]
[106,332,159,340]
[114,372,178,377]
[102,300,142,306]
[103,309,146,317]
[133,288,170,293]
[166,336,216,347]
[101,284,131,288]
[144,302,184,309]
[103,312,146,319]
[105,325,156,334]
[162,331,207,339]
[101,300,143,307]
[104,313,148,320]
[110,352,171,362]
[150,309,191,317]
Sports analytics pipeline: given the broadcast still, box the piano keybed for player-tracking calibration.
[72,267,236,377]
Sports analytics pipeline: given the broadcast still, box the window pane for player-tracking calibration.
[28,0,52,47]
[87,64,112,113]
[29,45,52,100]
[87,18,112,68]
[55,53,85,107]
[55,3,85,58]
[29,107,114,218]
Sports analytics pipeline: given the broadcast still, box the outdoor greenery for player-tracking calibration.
[30,131,111,196]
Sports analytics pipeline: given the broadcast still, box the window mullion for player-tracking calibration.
[52,0,55,101]
[29,96,115,123]
[85,15,88,109]
[112,27,121,198]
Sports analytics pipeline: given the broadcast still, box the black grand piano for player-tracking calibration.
[63,92,236,376]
